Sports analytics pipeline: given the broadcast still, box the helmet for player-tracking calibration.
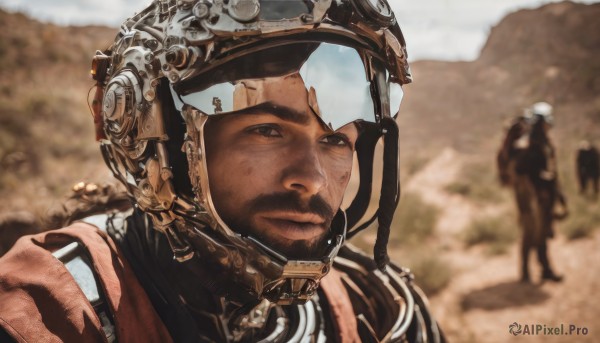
[90,0,410,305]
[530,101,553,125]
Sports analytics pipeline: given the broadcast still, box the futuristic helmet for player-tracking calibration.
[530,101,553,125]
[91,0,411,305]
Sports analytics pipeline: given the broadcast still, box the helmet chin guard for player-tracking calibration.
[92,0,410,305]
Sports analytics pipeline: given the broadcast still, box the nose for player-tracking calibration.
[281,145,326,197]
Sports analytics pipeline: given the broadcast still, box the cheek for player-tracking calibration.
[324,154,354,200]
[336,153,354,183]
[208,152,277,205]
[243,165,254,177]
[339,170,351,185]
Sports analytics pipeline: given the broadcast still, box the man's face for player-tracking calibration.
[204,74,359,259]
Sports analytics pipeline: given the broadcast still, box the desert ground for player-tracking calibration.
[377,148,600,343]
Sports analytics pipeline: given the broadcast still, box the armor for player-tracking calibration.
[107,210,443,342]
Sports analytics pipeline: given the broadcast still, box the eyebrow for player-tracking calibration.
[232,102,310,125]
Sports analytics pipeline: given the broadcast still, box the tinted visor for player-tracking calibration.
[171,43,403,131]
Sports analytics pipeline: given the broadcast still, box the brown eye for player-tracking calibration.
[248,125,282,138]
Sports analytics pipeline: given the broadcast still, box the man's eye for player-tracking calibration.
[248,125,282,138]
[321,134,351,148]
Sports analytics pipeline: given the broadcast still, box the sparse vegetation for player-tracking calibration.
[445,160,506,204]
[404,154,430,178]
[351,192,439,253]
[0,9,112,213]
[462,214,518,255]
[406,253,453,296]
[444,182,471,196]
[560,198,600,240]
[554,147,600,240]
[390,192,439,245]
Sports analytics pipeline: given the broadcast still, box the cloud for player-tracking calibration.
[0,0,150,26]
[391,0,600,61]
[1,0,598,61]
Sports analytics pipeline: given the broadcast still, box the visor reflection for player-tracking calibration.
[171,43,403,131]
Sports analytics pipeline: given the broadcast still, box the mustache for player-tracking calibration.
[247,192,335,224]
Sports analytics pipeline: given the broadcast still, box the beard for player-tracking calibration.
[220,192,336,260]
[260,233,331,260]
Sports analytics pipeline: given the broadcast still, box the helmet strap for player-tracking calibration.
[373,117,400,271]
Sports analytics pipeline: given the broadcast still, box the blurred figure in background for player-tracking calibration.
[513,102,567,283]
[576,140,599,198]
[497,112,531,188]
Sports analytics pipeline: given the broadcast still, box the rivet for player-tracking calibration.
[193,3,210,19]
[300,14,314,23]
[144,89,155,101]
[169,73,180,82]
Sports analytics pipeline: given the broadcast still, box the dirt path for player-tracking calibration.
[402,148,599,343]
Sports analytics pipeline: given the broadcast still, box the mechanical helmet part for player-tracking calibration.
[91,0,410,305]
[349,0,396,27]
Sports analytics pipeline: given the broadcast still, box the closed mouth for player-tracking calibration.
[258,211,326,240]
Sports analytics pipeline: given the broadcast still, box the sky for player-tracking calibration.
[0,0,598,61]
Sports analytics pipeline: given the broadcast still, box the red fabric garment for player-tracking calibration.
[320,268,361,343]
[0,222,173,343]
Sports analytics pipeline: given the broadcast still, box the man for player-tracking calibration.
[576,140,600,197]
[513,102,566,283]
[0,1,445,342]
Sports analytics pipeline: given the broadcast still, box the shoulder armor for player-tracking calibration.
[52,241,117,342]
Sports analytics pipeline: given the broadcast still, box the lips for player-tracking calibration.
[258,211,326,241]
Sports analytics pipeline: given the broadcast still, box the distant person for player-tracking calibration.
[513,102,566,283]
[497,113,531,187]
[576,140,599,197]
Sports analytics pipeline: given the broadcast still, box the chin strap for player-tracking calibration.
[346,117,400,271]
[344,119,401,271]
[374,117,400,271]
[345,125,380,232]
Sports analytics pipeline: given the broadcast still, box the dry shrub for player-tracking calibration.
[404,251,453,296]
[560,198,600,240]
[391,192,439,245]
[445,159,507,204]
[462,214,518,255]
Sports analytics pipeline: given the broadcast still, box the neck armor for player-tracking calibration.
[91,0,411,305]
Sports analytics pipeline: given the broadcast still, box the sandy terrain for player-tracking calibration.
[399,148,599,343]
